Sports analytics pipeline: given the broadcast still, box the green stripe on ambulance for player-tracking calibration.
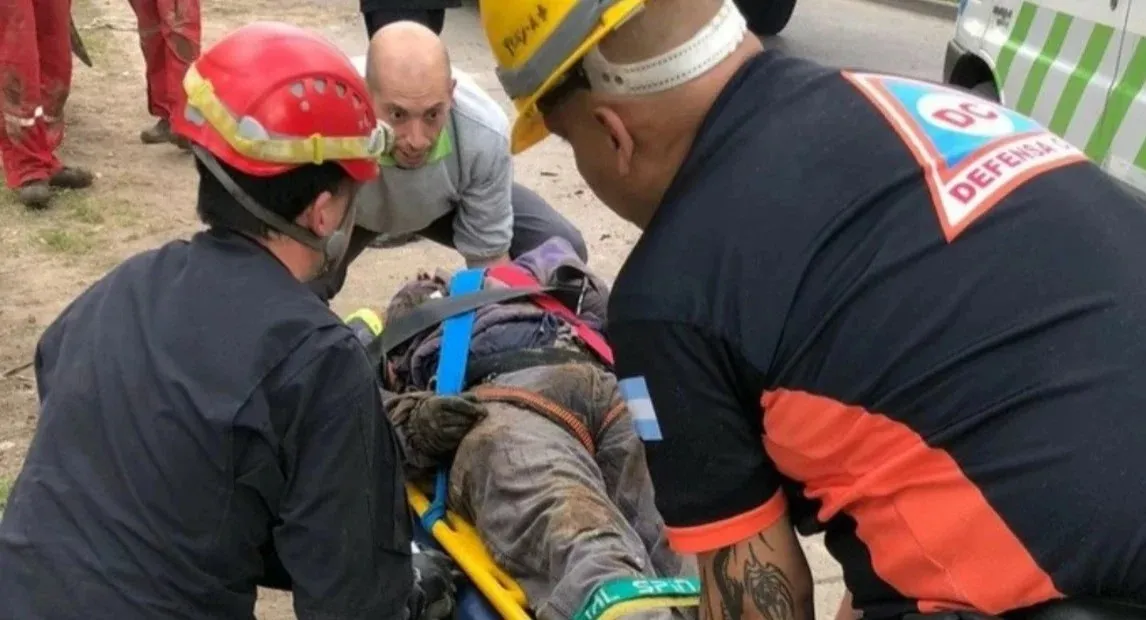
[989,1,1146,177]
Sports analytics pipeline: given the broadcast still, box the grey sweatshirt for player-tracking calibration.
[350,61,514,261]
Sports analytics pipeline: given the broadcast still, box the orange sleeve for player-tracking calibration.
[664,490,788,554]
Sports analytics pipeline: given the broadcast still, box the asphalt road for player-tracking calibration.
[768,0,954,80]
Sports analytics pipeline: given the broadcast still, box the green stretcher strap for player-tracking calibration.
[573,577,701,620]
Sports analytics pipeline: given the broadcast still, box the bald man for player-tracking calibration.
[308,21,587,302]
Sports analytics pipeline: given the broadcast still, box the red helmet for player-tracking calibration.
[172,21,389,182]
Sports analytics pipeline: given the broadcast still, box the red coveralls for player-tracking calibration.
[0,0,73,189]
[126,0,201,124]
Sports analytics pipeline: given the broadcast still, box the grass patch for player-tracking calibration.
[68,196,106,225]
[36,228,94,255]
[0,188,127,258]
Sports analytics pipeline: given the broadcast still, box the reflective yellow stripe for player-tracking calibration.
[596,597,701,620]
[181,66,391,165]
[345,308,384,336]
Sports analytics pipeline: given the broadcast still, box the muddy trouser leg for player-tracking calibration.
[306,224,380,303]
[595,406,699,619]
[449,402,675,620]
[152,0,201,119]
[0,0,66,188]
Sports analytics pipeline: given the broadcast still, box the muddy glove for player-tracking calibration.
[385,390,488,476]
[406,544,460,620]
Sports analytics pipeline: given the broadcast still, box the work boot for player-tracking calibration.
[49,166,94,189]
[143,117,181,144]
[369,232,420,249]
[141,118,191,150]
[16,181,51,210]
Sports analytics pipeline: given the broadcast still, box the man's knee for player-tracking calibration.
[563,224,589,263]
[511,183,589,262]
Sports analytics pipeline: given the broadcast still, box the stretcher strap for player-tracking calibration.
[471,385,597,454]
[486,264,614,366]
[573,577,701,620]
[422,268,487,531]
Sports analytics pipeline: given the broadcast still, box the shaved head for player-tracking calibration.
[365,21,456,168]
[365,21,451,95]
[597,0,726,65]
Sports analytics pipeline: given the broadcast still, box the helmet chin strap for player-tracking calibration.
[192,145,354,274]
[581,0,748,97]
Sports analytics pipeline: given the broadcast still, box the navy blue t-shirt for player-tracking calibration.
[609,50,1146,618]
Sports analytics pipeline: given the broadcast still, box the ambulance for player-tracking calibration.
[943,0,1146,196]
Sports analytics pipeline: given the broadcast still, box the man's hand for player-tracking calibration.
[407,546,460,620]
[384,391,488,475]
[698,513,814,620]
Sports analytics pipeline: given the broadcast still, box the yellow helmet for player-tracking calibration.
[480,0,646,154]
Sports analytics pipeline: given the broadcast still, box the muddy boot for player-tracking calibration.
[49,166,94,189]
[141,118,177,145]
[369,232,420,249]
[16,181,52,210]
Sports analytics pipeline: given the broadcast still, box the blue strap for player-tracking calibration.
[421,268,487,531]
[435,268,487,395]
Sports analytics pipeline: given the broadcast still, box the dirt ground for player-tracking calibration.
[0,0,639,617]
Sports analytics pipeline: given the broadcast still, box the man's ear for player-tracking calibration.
[301,190,338,238]
[592,106,634,176]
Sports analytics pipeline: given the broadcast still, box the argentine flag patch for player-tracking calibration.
[619,376,663,442]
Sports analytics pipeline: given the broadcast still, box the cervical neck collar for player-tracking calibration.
[581,0,749,97]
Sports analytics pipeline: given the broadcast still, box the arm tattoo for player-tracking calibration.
[745,544,797,620]
[708,534,798,620]
[712,547,744,620]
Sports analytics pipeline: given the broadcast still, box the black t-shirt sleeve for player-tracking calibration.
[274,335,413,620]
[611,319,789,554]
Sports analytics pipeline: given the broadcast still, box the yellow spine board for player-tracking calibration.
[407,484,532,620]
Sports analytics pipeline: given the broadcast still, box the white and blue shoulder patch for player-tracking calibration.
[619,376,663,442]
[842,71,1087,242]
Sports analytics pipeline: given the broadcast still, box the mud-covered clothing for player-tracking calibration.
[127,0,200,122]
[385,237,608,393]
[0,229,412,620]
[448,364,692,620]
[0,0,72,188]
[386,364,695,620]
[383,238,693,619]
